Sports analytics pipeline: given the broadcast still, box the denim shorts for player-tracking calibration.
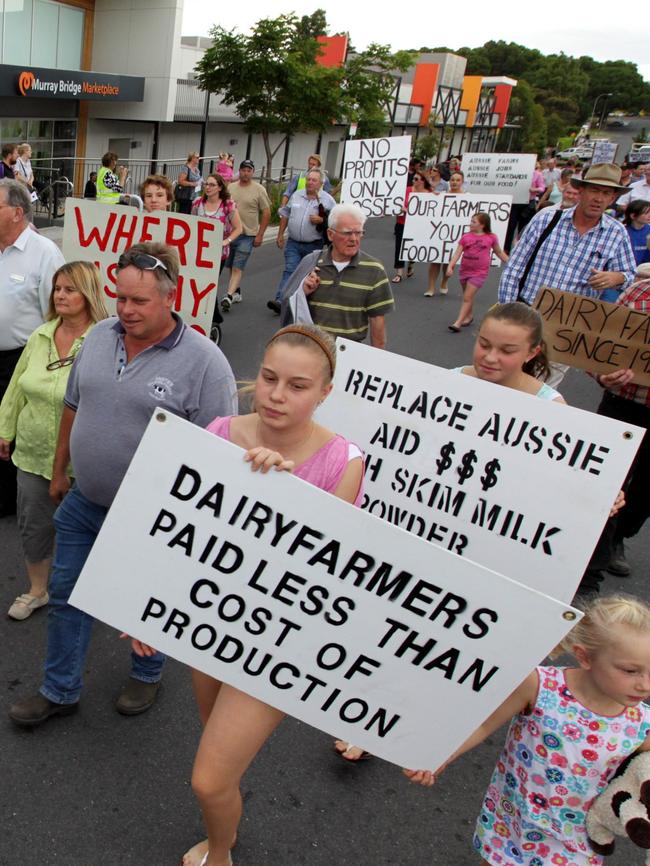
[225,234,255,270]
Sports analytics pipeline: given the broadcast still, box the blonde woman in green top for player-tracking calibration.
[0,261,108,620]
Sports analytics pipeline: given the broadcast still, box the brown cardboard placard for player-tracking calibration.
[534,287,650,387]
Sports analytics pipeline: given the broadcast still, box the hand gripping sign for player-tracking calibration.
[315,340,643,603]
[63,200,223,335]
[70,411,579,770]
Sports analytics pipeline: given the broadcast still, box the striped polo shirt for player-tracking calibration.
[307,246,394,341]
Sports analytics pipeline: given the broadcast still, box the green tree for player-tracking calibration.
[195,14,414,185]
[195,15,341,186]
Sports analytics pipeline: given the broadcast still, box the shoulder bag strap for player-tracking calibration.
[517,208,563,302]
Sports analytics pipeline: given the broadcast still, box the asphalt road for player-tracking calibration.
[1,216,647,866]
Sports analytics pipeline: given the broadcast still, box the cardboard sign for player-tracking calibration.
[69,411,579,770]
[461,153,537,205]
[316,340,643,602]
[340,136,411,218]
[62,200,223,335]
[401,193,511,264]
[591,141,618,164]
[534,287,650,387]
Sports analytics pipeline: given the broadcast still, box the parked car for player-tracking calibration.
[556,145,594,160]
[607,119,629,128]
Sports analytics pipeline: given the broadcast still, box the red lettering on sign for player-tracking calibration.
[110,213,138,253]
[188,279,217,317]
[98,261,118,298]
[165,218,191,265]
[139,215,161,243]
[75,206,117,251]
[196,220,216,268]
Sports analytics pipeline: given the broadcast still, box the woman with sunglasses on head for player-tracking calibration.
[0,262,108,620]
[192,173,242,271]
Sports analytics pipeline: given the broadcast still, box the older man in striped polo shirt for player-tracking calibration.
[281,203,394,349]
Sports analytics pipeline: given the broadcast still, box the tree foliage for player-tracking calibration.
[195,11,415,184]
[421,39,650,150]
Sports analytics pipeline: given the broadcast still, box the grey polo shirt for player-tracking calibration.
[64,314,237,507]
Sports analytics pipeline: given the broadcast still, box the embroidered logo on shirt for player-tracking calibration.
[148,376,174,401]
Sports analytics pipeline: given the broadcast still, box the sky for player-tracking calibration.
[181,0,650,87]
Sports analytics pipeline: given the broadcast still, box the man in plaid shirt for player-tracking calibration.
[587,267,650,582]
[499,163,636,306]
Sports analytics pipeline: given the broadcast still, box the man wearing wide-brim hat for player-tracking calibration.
[499,162,636,310]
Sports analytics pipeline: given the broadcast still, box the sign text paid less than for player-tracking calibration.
[315,341,643,603]
[69,411,578,770]
[535,287,650,387]
[62,200,223,335]
[340,135,411,219]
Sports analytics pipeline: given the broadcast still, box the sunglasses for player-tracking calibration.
[117,252,169,273]
[47,355,76,371]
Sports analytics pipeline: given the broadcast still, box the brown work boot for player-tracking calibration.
[115,678,161,715]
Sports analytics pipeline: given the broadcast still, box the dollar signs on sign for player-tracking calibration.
[480,458,501,491]
[457,449,477,485]
[435,441,455,475]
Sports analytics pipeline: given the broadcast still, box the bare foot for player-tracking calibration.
[334,740,371,761]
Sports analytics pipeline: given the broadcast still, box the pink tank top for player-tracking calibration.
[205,416,364,506]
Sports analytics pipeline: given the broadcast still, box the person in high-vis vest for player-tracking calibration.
[96,152,127,204]
[280,153,331,207]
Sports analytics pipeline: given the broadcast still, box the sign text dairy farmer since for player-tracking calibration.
[316,341,642,603]
[69,412,578,770]
[62,200,223,335]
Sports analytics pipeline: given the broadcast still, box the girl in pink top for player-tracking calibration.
[181,324,364,866]
[446,212,509,332]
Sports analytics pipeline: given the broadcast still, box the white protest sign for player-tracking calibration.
[461,153,536,205]
[340,135,411,218]
[62,200,223,335]
[591,141,618,164]
[70,411,579,769]
[401,193,511,264]
[316,341,643,602]
[629,151,650,164]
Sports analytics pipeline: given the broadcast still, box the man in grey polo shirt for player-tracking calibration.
[9,242,237,727]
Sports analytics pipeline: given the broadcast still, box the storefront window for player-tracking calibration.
[1,117,77,175]
[1,1,84,69]
[3,0,33,65]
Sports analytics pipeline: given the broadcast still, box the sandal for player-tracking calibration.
[334,740,372,762]
[423,291,434,297]
[406,267,414,278]
[391,274,403,283]
[199,854,232,866]
[461,318,474,327]
[448,325,461,333]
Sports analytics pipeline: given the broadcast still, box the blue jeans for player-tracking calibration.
[275,238,324,300]
[40,486,165,705]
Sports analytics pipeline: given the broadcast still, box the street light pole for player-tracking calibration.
[590,92,613,131]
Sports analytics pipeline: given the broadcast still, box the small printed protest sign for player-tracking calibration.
[62,200,223,335]
[401,193,511,264]
[340,136,411,218]
[591,141,618,164]
[70,411,579,769]
[535,287,650,387]
[316,340,642,602]
[461,153,536,204]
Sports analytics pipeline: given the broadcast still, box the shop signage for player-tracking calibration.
[0,64,144,102]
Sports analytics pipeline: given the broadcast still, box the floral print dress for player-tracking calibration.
[473,665,650,866]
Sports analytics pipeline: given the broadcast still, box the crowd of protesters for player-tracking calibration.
[1,133,650,866]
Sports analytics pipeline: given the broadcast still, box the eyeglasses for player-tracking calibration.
[46,356,76,371]
[117,252,169,273]
[331,229,364,238]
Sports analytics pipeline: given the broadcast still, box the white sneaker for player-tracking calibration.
[232,290,242,304]
[8,592,49,621]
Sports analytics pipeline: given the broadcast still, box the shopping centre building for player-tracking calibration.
[0,0,518,193]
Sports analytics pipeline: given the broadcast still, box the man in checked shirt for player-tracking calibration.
[499,163,636,386]
[583,262,650,585]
